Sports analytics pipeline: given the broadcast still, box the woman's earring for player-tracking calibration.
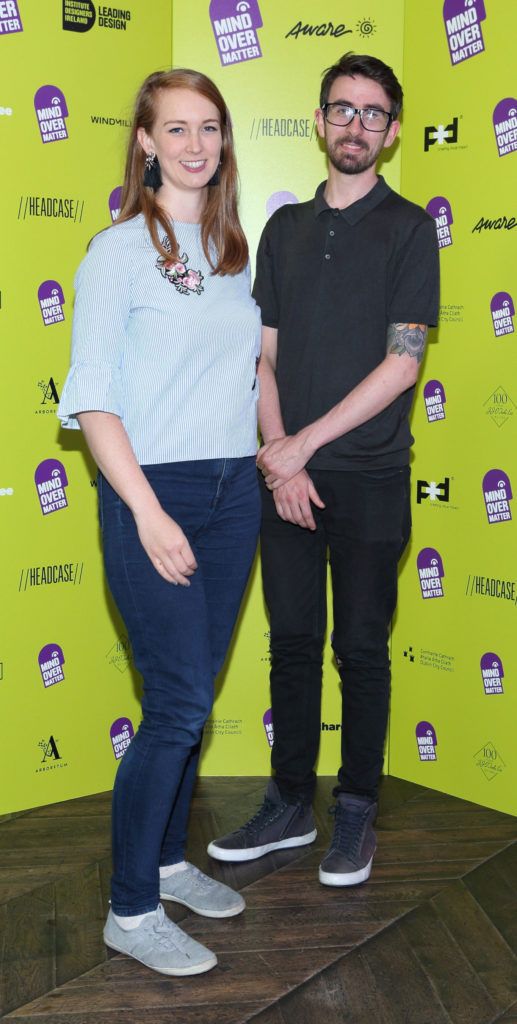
[207,161,222,187]
[143,151,162,191]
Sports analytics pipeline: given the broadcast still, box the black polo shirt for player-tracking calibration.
[253,176,440,470]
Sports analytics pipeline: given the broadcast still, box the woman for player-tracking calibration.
[58,69,261,977]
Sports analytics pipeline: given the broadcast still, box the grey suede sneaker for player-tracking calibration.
[103,903,217,976]
[160,862,245,918]
[207,779,317,862]
[319,793,377,886]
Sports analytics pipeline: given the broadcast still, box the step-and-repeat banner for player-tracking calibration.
[0,1,172,813]
[3,1,513,817]
[389,1,517,815]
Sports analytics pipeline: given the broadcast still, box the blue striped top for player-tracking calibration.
[58,214,261,464]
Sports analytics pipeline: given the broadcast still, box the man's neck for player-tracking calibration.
[323,165,379,211]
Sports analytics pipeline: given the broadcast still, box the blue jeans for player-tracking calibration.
[99,457,260,915]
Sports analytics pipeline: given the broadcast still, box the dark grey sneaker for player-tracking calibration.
[207,779,317,862]
[319,793,377,886]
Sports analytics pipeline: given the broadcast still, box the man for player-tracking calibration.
[208,53,439,886]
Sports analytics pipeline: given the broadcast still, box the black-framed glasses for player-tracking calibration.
[322,102,392,132]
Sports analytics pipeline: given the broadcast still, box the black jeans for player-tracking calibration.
[260,466,411,805]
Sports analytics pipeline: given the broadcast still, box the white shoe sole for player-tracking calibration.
[207,828,317,863]
[104,937,217,976]
[319,855,373,887]
[159,891,246,918]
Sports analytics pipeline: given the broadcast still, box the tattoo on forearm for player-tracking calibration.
[387,322,428,363]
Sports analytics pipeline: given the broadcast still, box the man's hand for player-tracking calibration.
[271,470,325,530]
[257,433,314,489]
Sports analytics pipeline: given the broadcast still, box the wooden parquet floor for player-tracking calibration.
[2,776,517,1023]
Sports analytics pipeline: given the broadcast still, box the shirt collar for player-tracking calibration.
[314,176,391,225]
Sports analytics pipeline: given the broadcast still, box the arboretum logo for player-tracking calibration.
[426,196,453,249]
[38,644,65,688]
[209,0,263,66]
[62,2,132,32]
[424,117,459,151]
[490,292,515,337]
[417,547,445,599]
[493,99,517,158]
[416,721,437,761]
[36,735,68,773]
[480,653,504,695]
[34,85,69,143]
[0,0,22,34]
[443,0,486,66]
[36,377,60,414]
[38,281,65,326]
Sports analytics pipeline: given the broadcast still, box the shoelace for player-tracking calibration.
[239,797,291,837]
[328,803,369,857]
[187,866,218,893]
[150,904,191,951]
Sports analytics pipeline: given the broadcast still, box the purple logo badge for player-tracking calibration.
[0,0,22,34]
[426,196,453,249]
[443,0,486,66]
[480,652,504,695]
[38,643,65,688]
[34,85,69,143]
[110,717,134,760]
[493,99,517,158]
[266,191,299,219]
[34,458,69,515]
[417,547,445,598]
[263,707,274,748]
[482,469,512,524]
[209,0,263,66]
[416,721,438,761]
[490,292,515,338]
[423,379,446,422]
[108,185,122,222]
[38,280,65,326]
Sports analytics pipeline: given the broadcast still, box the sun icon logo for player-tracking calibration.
[357,17,376,36]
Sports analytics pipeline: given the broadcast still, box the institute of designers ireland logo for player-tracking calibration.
[38,643,65,688]
[38,280,65,326]
[417,547,445,599]
[110,717,134,760]
[443,0,486,66]
[34,85,69,143]
[108,185,122,222]
[209,0,263,66]
[491,292,515,338]
[0,0,22,33]
[493,99,517,158]
[416,721,437,761]
[263,707,274,748]
[482,469,512,524]
[426,197,453,249]
[423,380,446,423]
[480,652,504,695]
[266,191,299,219]
[34,458,69,515]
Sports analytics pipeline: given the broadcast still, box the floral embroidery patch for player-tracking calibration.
[156,238,204,296]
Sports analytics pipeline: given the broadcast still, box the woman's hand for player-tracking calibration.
[134,506,198,586]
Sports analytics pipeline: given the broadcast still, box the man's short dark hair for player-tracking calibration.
[320,52,403,118]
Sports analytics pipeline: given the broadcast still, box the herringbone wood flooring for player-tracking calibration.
[2,777,517,1023]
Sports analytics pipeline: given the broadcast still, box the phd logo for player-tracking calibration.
[416,721,438,761]
[34,85,69,143]
[110,717,134,759]
[266,191,299,219]
[490,292,515,338]
[443,0,486,66]
[424,117,458,151]
[416,478,450,504]
[209,0,263,66]
[426,196,453,249]
[263,707,274,748]
[482,469,512,524]
[423,380,446,422]
[38,280,65,326]
[108,185,122,222]
[417,547,445,599]
[38,643,65,688]
[0,0,22,34]
[480,652,504,695]
[34,458,69,515]
[493,99,517,158]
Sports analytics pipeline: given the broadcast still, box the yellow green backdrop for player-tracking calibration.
[2,0,514,816]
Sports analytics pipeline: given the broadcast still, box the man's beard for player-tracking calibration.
[327,132,382,176]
